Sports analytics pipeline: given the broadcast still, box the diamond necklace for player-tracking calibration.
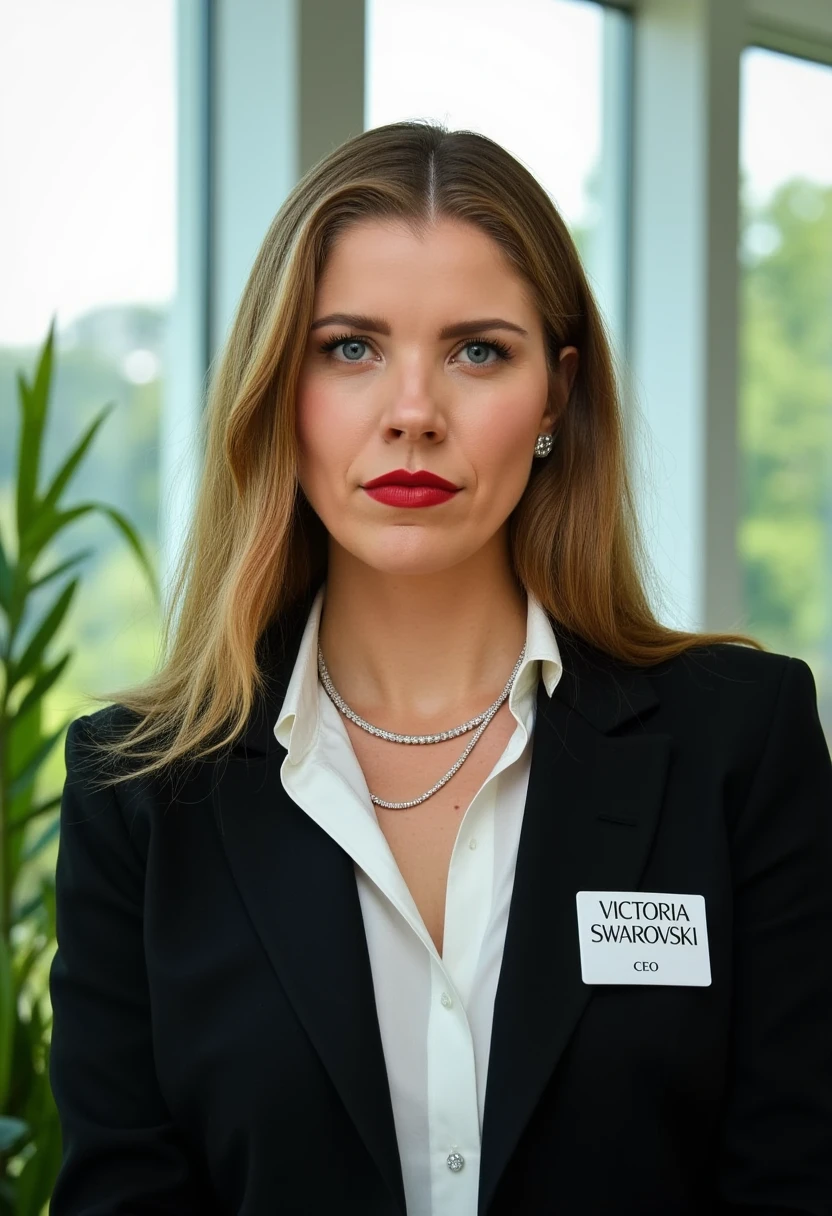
[316,642,526,809]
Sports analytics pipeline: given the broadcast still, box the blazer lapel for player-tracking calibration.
[207,595,406,1214]
[479,632,672,1214]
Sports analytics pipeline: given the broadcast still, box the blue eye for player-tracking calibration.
[317,333,514,366]
[456,339,513,365]
[318,334,370,361]
[317,333,372,361]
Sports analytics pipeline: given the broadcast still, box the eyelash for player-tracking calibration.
[317,332,515,368]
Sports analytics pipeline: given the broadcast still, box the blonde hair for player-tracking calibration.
[85,119,762,786]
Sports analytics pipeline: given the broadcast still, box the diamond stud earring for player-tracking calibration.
[534,433,554,458]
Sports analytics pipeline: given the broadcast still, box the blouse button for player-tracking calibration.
[447,1152,465,1173]
[440,992,453,1009]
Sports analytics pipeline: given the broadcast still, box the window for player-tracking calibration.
[365,0,631,355]
[0,0,176,795]
[738,46,832,732]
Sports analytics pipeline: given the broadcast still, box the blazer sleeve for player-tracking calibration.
[717,656,832,1216]
[48,715,220,1215]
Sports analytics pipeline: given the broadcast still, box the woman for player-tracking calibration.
[48,121,832,1215]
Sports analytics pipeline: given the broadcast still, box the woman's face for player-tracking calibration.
[295,216,578,577]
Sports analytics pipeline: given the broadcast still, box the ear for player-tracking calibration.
[542,346,580,430]
[558,345,580,399]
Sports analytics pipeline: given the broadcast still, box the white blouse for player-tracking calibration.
[274,582,563,1215]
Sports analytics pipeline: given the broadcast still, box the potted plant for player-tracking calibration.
[0,318,158,1213]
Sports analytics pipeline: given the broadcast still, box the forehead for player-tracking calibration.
[315,216,536,315]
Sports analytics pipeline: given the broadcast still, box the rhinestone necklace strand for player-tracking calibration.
[316,642,526,809]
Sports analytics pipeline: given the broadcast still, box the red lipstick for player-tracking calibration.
[362,468,461,508]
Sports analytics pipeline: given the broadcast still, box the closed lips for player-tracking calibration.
[362,470,460,491]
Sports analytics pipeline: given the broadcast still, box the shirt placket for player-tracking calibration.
[425,777,497,1213]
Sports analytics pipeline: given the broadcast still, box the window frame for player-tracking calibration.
[172,0,832,650]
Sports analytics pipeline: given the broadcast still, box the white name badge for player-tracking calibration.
[576,890,711,986]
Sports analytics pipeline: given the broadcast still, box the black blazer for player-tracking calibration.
[48,595,832,1216]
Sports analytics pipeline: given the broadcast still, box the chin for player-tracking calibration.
[335,532,480,577]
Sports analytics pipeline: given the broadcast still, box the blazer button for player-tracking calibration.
[447,1152,465,1173]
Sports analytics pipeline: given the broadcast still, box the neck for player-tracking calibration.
[316,532,528,730]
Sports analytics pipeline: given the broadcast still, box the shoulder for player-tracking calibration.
[64,702,145,771]
[643,640,821,725]
[587,642,830,810]
[647,639,795,699]
[63,702,167,804]
[558,627,821,754]
[559,628,800,712]
[69,701,144,740]
[638,642,823,768]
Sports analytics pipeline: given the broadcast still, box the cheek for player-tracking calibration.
[295,382,333,509]
[295,379,369,505]
[295,379,328,461]
[467,399,536,484]
[297,381,343,466]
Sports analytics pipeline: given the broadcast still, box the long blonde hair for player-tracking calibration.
[85,119,762,786]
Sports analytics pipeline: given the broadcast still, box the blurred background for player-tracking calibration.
[1,0,831,845]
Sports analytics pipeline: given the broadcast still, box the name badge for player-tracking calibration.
[575,890,711,986]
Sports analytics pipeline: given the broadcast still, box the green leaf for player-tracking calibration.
[12,937,43,993]
[8,793,62,837]
[41,402,115,512]
[15,1102,62,1216]
[0,935,14,1110]
[41,873,57,939]
[10,1010,39,1142]
[0,527,12,613]
[28,547,94,593]
[19,501,94,563]
[20,501,158,602]
[8,719,70,801]
[32,316,56,415]
[15,372,36,532]
[96,503,160,602]
[11,1012,61,1213]
[18,876,60,952]
[0,1116,28,1153]
[16,652,72,719]
[20,814,61,864]
[10,579,78,687]
[15,319,55,536]
[5,701,43,890]
[12,890,46,923]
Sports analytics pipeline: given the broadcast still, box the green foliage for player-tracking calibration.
[739,177,832,705]
[0,320,158,1212]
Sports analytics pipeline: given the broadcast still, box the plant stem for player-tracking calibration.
[0,706,9,944]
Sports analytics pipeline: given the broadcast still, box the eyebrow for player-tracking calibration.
[309,312,529,339]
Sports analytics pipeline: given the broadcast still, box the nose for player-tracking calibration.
[380,380,448,446]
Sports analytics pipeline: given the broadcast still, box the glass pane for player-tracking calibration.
[738,48,832,735]
[365,0,630,352]
[0,1,175,795]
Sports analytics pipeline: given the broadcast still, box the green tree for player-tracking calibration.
[739,176,832,722]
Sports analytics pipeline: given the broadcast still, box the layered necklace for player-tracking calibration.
[316,642,526,809]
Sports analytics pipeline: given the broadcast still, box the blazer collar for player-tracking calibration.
[215,585,670,1215]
